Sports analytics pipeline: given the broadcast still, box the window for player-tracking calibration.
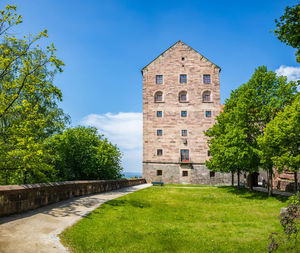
[182,57,185,61]
[203,74,211,84]
[182,171,188,177]
[182,130,187,136]
[208,150,211,156]
[156,75,163,84]
[202,91,211,102]
[180,74,187,83]
[157,129,162,136]
[205,111,212,118]
[157,170,162,176]
[157,149,163,156]
[154,91,163,102]
[179,91,187,102]
[210,171,215,177]
[157,111,162,117]
[181,111,187,117]
[180,149,189,161]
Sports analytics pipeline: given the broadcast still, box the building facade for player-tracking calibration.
[142,41,233,184]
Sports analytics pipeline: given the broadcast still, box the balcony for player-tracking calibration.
[179,157,192,164]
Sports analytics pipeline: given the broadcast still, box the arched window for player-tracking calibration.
[202,91,211,102]
[179,91,187,102]
[154,91,163,103]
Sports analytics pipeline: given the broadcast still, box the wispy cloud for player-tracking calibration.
[275,65,300,82]
[81,112,142,173]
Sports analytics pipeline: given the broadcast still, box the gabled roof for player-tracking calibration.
[141,40,221,74]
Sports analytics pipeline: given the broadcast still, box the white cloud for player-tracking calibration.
[81,112,142,173]
[275,65,300,82]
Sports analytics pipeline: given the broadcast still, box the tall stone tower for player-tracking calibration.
[142,41,231,184]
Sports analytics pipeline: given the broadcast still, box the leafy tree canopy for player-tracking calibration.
[0,5,69,184]
[46,126,123,181]
[274,4,300,62]
[206,66,298,189]
[258,95,300,173]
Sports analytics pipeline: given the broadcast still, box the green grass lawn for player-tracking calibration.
[60,186,289,253]
[165,184,217,187]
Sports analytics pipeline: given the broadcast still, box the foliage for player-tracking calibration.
[0,5,69,184]
[258,95,300,173]
[60,186,288,253]
[274,4,300,63]
[46,126,123,181]
[268,194,300,252]
[205,102,255,176]
[206,66,298,190]
[258,95,300,192]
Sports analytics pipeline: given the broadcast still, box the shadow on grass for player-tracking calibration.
[217,186,289,203]
[103,199,152,208]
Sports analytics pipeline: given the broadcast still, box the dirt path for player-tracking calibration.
[0,183,151,253]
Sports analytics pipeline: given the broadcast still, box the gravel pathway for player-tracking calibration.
[0,183,151,253]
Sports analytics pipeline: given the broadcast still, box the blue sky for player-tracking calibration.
[2,0,299,173]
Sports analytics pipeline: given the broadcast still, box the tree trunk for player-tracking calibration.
[249,173,253,191]
[231,171,234,186]
[268,168,273,197]
[294,171,298,192]
[24,170,28,184]
[237,169,240,188]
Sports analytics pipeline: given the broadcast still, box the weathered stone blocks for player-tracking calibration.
[142,41,232,184]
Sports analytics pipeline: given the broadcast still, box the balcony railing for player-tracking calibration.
[179,157,192,163]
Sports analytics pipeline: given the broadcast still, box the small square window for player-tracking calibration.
[157,111,162,117]
[181,111,187,117]
[203,92,211,102]
[180,149,189,161]
[157,149,163,156]
[156,75,163,84]
[157,170,162,176]
[206,111,212,118]
[155,92,163,102]
[182,57,185,61]
[208,150,211,156]
[203,74,211,84]
[182,171,188,177]
[179,91,187,102]
[180,74,187,83]
[157,129,163,136]
[182,130,187,136]
[210,171,215,177]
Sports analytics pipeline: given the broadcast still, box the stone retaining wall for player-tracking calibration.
[273,179,298,192]
[0,178,146,217]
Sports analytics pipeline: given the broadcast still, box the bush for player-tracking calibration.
[268,194,300,252]
[46,126,123,181]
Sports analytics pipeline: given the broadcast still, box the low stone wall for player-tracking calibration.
[0,178,146,217]
[274,179,298,192]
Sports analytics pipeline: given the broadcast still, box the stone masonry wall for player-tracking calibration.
[142,41,223,184]
[0,179,146,217]
[273,170,300,192]
[143,163,234,185]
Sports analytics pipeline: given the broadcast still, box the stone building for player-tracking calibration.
[142,41,233,184]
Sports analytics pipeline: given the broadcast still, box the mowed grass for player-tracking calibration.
[60,186,288,253]
[166,184,217,187]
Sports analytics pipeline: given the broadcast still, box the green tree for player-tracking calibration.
[258,95,300,192]
[274,4,300,63]
[205,106,254,187]
[207,66,298,194]
[0,5,68,184]
[46,126,123,181]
